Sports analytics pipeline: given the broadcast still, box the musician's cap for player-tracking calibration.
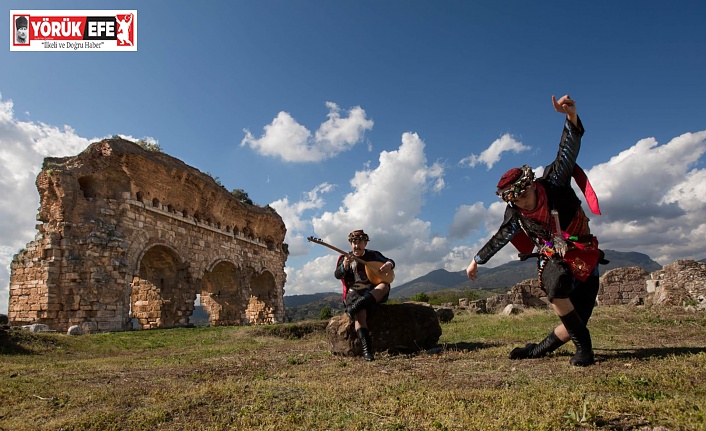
[496,165,535,202]
[348,229,369,242]
[497,168,523,190]
[16,16,28,29]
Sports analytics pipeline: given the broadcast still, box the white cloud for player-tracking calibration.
[284,254,341,296]
[460,133,530,169]
[587,130,706,264]
[241,102,373,162]
[283,131,449,295]
[448,202,486,240]
[269,182,336,256]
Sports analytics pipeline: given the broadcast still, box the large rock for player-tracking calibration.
[326,302,442,357]
[22,324,51,333]
[67,325,84,336]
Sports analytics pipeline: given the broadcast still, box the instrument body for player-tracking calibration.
[307,236,395,285]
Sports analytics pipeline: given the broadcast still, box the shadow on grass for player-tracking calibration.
[0,329,34,355]
[598,346,706,361]
[439,341,499,352]
[383,342,498,358]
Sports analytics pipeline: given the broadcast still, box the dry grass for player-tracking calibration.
[1,305,705,431]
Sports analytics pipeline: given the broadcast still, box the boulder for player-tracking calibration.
[67,325,84,336]
[326,302,442,357]
[434,306,454,323]
[501,304,523,315]
[23,324,50,333]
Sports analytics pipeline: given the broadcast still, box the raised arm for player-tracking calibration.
[543,95,585,187]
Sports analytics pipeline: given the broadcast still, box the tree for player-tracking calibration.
[231,189,254,205]
[410,292,430,303]
[135,139,162,152]
[319,306,333,320]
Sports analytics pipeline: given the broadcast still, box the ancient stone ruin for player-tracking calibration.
[465,259,706,313]
[648,259,706,308]
[8,138,288,332]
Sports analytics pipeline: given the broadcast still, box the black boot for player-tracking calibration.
[357,328,374,361]
[346,292,376,319]
[559,310,595,366]
[509,331,565,360]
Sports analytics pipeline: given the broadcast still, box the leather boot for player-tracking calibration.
[346,292,376,319]
[357,327,374,361]
[509,331,564,360]
[559,310,595,366]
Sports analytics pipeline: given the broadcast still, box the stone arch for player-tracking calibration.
[245,270,277,325]
[130,244,193,330]
[201,260,243,326]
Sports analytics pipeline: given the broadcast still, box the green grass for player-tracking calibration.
[1,306,705,430]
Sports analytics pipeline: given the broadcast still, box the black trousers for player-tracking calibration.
[568,268,600,323]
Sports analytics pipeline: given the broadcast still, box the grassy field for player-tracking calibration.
[1,305,705,431]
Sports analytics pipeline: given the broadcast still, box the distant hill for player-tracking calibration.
[284,292,339,308]
[284,292,343,322]
[390,249,663,299]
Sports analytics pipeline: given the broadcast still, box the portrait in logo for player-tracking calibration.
[15,15,29,45]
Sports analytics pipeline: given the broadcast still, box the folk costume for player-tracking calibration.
[473,115,606,366]
[334,229,395,361]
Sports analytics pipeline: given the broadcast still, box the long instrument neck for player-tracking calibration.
[309,238,367,265]
[325,244,366,265]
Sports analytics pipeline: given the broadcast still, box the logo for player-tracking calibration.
[10,10,137,51]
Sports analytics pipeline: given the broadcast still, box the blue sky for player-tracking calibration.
[2,1,705,313]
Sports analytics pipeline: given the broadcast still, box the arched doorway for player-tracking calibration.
[246,271,277,325]
[131,245,192,329]
[201,261,242,326]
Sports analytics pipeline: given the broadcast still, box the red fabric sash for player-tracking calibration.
[337,254,348,301]
[573,164,601,215]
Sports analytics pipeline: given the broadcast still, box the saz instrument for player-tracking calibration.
[307,236,395,285]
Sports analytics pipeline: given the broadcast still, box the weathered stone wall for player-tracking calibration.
[597,266,650,305]
[8,138,288,332]
[649,260,706,307]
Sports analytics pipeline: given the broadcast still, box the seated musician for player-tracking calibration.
[334,229,395,361]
